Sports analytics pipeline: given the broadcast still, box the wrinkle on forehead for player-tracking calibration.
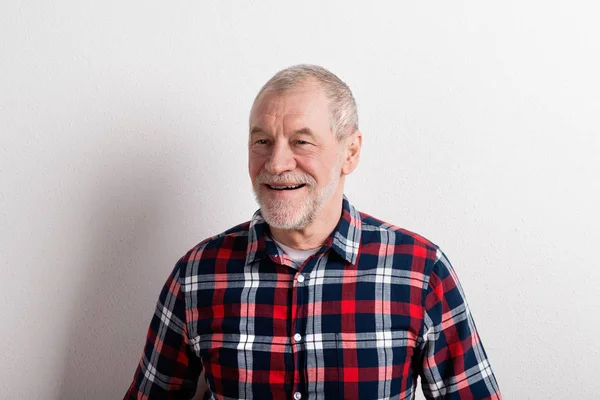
[253,101,325,122]
[249,82,331,135]
[254,82,327,111]
[253,104,305,128]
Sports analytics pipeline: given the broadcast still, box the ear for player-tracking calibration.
[341,130,362,175]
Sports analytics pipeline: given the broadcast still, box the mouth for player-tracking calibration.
[265,183,307,191]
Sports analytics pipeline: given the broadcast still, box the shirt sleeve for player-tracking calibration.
[419,249,502,399]
[124,258,203,399]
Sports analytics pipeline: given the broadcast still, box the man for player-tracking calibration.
[124,65,501,399]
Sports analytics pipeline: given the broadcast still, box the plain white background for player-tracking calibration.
[1,1,599,399]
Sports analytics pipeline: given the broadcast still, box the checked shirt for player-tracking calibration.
[125,196,501,399]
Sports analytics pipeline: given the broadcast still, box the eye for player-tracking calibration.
[254,139,268,145]
[295,140,310,145]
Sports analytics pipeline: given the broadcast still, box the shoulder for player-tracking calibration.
[357,211,457,291]
[359,211,439,252]
[357,211,444,271]
[178,221,251,265]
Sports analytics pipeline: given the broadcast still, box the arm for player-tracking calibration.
[124,259,203,399]
[419,249,501,399]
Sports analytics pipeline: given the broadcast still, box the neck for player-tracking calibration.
[269,189,344,250]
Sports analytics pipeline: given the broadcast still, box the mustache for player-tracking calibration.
[255,172,316,186]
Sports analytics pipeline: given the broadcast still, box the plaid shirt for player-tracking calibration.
[125,196,501,399]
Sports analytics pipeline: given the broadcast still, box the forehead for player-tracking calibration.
[250,82,331,131]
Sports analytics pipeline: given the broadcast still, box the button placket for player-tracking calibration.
[292,268,309,399]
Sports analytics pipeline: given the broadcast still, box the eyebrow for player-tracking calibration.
[249,127,317,138]
[249,127,265,136]
[294,127,316,138]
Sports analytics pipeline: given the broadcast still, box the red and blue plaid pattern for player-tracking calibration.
[125,196,501,399]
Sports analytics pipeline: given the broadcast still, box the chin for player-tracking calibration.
[253,185,332,230]
[262,206,312,230]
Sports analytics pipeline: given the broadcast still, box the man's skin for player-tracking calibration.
[193,78,362,398]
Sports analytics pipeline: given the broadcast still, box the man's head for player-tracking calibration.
[248,65,362,231]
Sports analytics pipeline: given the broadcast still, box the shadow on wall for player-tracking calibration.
[56,131,208,399]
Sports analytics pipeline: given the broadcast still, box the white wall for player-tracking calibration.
[1,1,599,398]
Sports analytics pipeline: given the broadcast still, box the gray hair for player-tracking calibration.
[252,64,359,140]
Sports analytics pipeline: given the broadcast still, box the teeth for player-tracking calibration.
[269,184,303,190]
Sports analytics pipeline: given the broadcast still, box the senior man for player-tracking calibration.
[124,65,501,399]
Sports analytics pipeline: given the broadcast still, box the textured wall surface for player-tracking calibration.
[1,1,599,399]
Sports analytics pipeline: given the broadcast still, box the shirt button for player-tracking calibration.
[294,392,302,400]
[294,333,302,342]
[296,274,305,283]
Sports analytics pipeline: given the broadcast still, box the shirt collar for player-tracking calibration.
[245,195,362,266]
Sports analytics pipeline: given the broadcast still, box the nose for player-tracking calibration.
[264,141,296,175]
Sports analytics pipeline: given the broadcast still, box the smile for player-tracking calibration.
[266,184,307,191]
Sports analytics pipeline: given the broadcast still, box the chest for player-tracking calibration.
[184,256,426,399]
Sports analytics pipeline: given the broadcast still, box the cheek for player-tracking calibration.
[248,157,263,178]
[303,155,332,174]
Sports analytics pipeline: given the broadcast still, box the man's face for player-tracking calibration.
[248,81,345,230]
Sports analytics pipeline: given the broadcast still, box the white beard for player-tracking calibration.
[253,154,343,230]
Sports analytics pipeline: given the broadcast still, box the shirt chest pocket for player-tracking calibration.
[334,331,416,399]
